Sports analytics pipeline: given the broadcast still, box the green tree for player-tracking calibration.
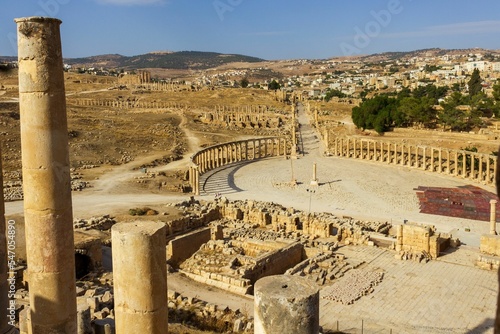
[324,89,346,101]
[399,96,436,127]
[351,95,398,133]
[492,83,500,117]
[268,80,280,91]
[468,68,483,97]
[493,82,500,102]
[424,64,440,72]
[439,92,468,131]
[451,83,462,92]
[240,77,249,88]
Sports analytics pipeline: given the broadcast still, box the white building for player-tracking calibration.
[465,61,487,72]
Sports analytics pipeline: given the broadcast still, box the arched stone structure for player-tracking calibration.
[328,136,497,185]
[190,137,289,195]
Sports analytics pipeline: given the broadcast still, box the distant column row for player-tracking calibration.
[328,136,497,185]
[70,99,187,109]
[189,137,289,195]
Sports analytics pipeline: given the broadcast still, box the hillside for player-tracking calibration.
[357,48,500,63]
[65,51,265,70]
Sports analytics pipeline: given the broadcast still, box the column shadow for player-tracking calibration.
[200,160,258,195]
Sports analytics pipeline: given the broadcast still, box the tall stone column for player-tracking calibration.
[310,162,319,186]
[462,152,467,177]
[490,200,497,235]
[254,275,319,334]
[422,147,427,170]
[446,150,450,174]
[471,153,476,180]
[16,17,77,333]
[112,222,168,334]
[438,149,443,173]
[487,157,492,183]
[194,167,200,196]
[0,147,15,334]
[479,155,484,182]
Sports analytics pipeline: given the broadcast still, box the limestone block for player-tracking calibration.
[77,300,92,334]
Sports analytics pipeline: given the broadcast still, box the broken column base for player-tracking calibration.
[254,275,319,334]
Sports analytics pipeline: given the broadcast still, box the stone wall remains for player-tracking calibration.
[168,227,214,266]
[394,223,453,260]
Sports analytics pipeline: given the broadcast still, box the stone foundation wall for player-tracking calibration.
[166,208,222,237]
[395,223,445,259]
[243,242,304,286]
[168,227,213,266]
[479,234,500,257]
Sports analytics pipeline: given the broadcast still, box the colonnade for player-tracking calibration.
[189,137,289,195]
[132,82,182,91]
[329,136,497,185]
[203,111,282,127]
[71,99,187,109]
[214,105,273,113]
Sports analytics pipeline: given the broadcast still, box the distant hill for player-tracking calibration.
[0,56,17,63]
[65,51,265,70]
[358,48,500,62]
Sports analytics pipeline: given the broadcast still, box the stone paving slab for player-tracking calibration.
[319,245,496,333]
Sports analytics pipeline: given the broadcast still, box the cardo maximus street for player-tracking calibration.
[1,49,500,333]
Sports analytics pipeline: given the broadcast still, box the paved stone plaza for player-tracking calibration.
[320,245,496,333]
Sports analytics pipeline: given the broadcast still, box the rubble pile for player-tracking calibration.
[285,252,365,286]
[4,181,23,202]
[73,215,117,231]
[322,270,384,305]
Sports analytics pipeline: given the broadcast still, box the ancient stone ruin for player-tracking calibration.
[3,15,477,334]
[323,135,497,185]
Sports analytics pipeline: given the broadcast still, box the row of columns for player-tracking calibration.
[215,105,271,113]
[189,137,288,194]
[205,111,269,124]
[132,82,181,91]
[136,70,151,84]
[72,99,186,109]
[330,137,497,185]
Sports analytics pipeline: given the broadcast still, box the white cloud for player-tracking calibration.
[94,0,166,6]
[380,20,500,39]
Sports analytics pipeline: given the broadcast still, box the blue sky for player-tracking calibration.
[1,0,500,60]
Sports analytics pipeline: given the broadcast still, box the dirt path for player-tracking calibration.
[91,111,200,194]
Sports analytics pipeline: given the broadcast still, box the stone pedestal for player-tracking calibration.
[16,16,77,333]
[112,222,168,334]
[254,275,319,334]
